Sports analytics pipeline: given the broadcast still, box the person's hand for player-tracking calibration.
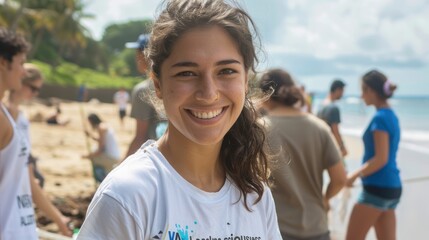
[58,216,73,237]
[346,171,359,187]
[341,146,348,157]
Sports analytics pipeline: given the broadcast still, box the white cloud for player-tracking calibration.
[264,0,429,61]
[82,0,429,61]
[77,0,429,95]
[81,0,159,40]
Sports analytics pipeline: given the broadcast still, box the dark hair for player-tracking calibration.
[88,113,102,126]
[362,69,397,99]
[330,79,346,93]
[146,0,268,210]
[0,28,30,63]
[259,68,304,107]
[146,0,259,77]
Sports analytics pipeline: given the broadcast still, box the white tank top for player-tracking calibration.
[16,111,31,152]
[0,104,37,240]
[104,127,120,160]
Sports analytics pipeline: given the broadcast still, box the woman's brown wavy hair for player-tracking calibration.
[259,68,304,107]
[145,0,269,210]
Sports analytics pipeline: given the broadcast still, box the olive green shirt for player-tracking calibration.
[265,114,341,238]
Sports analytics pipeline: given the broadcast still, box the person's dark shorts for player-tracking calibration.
[358,187,401,211]
[119,109,126,119]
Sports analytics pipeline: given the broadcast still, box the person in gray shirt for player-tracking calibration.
[123,34,166,159]
[317,79,347,157]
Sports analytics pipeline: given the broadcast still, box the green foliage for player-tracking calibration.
[2,1,153,81]
[102,19,152,53]
[32,60,141,89]
[101,19,152,76]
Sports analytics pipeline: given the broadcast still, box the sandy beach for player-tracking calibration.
[23,100,428,239]
[22,100,135,234]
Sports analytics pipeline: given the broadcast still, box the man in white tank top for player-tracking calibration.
[0,28,38,240]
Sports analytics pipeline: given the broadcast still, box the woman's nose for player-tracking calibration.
[195,74,219,102]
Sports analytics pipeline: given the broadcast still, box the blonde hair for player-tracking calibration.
[22,63,43,84]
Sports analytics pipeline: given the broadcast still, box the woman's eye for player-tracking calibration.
[219,68,237,75]
[176,71,196,77]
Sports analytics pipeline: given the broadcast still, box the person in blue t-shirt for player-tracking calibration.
[345,70,401,240]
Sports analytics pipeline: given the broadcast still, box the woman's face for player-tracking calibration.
[0,53,26,91]
[20,78,43,101]
[155,25,247,146]
[361,82,377,106]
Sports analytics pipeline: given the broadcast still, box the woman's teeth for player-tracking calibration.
[191,109,222,119]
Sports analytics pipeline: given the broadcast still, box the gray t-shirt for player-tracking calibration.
[317,103,341,126]
[264,114,342,238]
[130,80,166,140]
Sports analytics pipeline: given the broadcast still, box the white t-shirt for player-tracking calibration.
[113,90,130,110]
[103,127,120,160]
[78,141,282,240]
[0,105,37,240]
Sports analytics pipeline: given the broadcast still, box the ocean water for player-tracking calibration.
[313,96,429,155]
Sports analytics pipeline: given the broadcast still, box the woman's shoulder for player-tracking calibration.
[95,141,163,201]
[373,108,395,122]
[247,184,277,212]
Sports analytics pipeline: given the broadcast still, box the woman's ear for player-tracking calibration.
[152,75,162,99]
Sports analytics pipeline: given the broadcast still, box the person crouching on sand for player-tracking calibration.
[82,113,120,183]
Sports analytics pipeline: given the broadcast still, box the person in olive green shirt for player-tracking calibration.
[260,69,347,240]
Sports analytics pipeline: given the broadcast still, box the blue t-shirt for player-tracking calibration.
[361,108,401,188]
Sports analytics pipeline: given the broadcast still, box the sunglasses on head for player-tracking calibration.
[25,83,41,93]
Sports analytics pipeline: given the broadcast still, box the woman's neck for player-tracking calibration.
[374,100,389,109]
[157,126,225,192]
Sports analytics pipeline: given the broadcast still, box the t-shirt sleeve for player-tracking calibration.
[327,106,341,124]
[264,187,283,239]
[130,84,155,121]
[370,114,389,133]
[323,129,342,169]
[77,194,144,240]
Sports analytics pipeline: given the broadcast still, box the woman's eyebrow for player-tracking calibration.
[171,59,241,68]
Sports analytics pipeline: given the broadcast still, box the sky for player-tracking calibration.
[81,0,429,96]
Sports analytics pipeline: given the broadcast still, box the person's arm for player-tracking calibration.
[0,112,12,150]
[29,166,72,236]
[123,119,149,160]
[83,128,106,159]
[330,123,347,157]
[324,161,347,210]
[346,130,389,186]
[84,130,98,141]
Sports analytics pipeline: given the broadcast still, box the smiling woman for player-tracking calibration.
[77,0,282,239]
